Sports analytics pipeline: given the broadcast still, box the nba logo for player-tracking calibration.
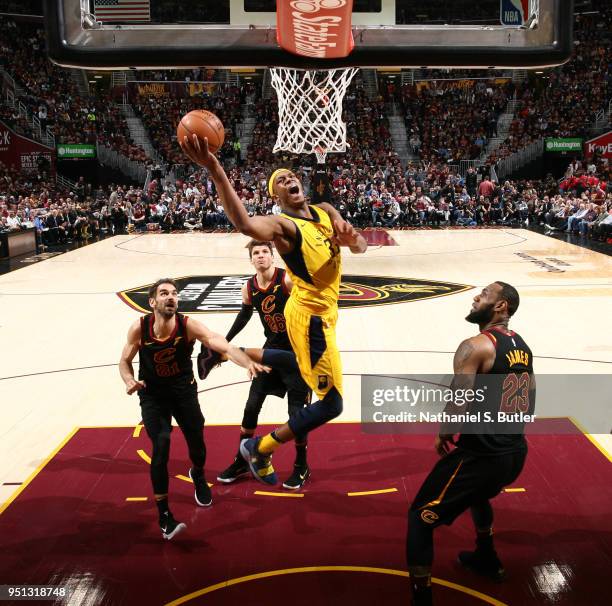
[500,0,529,26]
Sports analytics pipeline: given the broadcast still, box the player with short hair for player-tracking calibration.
[181,136,367,486]
[407,281,535,606]
[119,278,268,540]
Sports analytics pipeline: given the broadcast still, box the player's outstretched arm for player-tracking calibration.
[188,317,270,379]
[119,320,145,395]
[225,283,254,342]
[180,135,289,242]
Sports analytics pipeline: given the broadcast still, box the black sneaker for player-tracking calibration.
[189,468,212,506]
[458,549,506,581]
[217,458,249,483]
[282,464,310,490]
[197,346,224,380]
[160,512,186,540]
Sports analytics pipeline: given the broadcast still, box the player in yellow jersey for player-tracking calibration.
[181,135,367,485]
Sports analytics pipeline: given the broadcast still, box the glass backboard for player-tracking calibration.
[45,0,573,70]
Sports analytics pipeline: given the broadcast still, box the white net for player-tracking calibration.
[528,0,540,28]
[270,67,359,164]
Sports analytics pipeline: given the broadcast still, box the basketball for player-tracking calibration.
[177,110,225,154]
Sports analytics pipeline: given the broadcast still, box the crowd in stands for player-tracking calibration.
[133,68,219,82]
[131,81,255,166]
[3,151,610,248]
[0,20,148,161]
[389,0,610,168]
[391,79,512,164]
[0,103,34,141]
[0,160,56,203]
[0,7,611,250]
[319,157,611,239]
[489,5,611,165]
[2,2,606,174]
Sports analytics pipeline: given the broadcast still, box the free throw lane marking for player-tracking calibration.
[254,491,305,498]
[503,488,526,493]
[136,451,214,487]
[136,449,151,464]
[126,497,148,502]
[347,488,398,497]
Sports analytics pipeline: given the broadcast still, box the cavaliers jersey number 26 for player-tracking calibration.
[247,267,291,350]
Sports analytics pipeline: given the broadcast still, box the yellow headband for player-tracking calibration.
[268,168,289,197]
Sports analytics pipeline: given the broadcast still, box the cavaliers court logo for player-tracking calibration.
[118,275,473,313]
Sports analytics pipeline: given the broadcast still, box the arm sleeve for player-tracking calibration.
[225,304,254,342]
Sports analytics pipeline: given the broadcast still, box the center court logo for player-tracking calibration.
[118,275,473,313]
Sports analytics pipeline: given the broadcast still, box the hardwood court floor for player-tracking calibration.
[0,228,610,604]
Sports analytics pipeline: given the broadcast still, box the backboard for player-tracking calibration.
[45,0,573,70]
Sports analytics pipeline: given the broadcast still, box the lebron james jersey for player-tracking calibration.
[457,327,534,455]
[279,205,341,314]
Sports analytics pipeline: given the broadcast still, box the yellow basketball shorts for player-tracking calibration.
[284,297,343,399]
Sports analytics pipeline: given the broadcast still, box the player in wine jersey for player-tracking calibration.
[119,278,268,540]
[407,282,536,606]
[180,135,367,486]
[203,240,313,489]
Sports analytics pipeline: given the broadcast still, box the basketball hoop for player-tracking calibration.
[314,145,328,165]
[270,67,358,164]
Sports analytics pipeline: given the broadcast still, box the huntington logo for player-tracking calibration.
[545,138,583,153]
[118,276,472,313]
[57,144,96,158]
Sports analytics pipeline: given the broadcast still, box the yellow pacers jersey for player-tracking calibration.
[279,206,341,314]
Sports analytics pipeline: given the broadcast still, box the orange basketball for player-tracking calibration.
[177,110,225,155]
